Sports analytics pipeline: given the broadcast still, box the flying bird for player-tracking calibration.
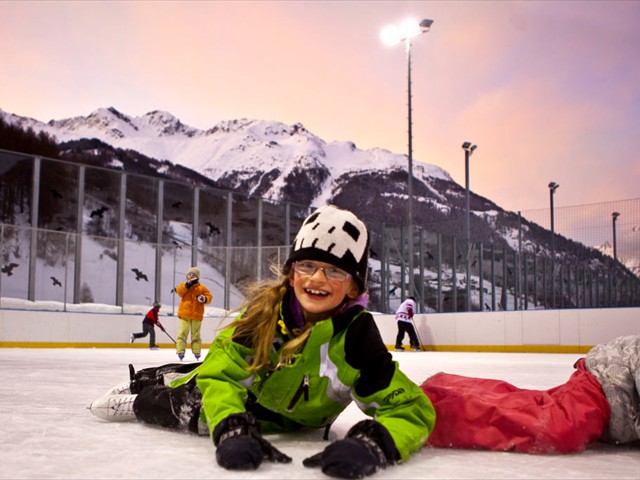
[131,268,148,282]
[2,262,19,276]
[90,206,109,219]
[51,276,62,287]
[205,221,221,235]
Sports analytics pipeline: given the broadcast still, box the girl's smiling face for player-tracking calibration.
[290,260,360,322]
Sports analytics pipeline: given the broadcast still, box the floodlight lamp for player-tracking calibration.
[612,212,620,220]
[420,19,434,30]
[462,142,477,153]
[548,181,559,192]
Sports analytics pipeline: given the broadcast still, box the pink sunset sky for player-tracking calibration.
[1,0,638,214]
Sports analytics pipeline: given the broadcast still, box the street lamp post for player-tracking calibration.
[612,212,620,262]
[381,18,433,301]
[548,181,559,308]
[462,142,477,242]
[462,142,477,311]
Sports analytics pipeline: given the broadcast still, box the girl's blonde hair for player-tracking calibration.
[228,264,359,372]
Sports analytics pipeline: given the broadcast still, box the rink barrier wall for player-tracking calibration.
[0,307,637,352]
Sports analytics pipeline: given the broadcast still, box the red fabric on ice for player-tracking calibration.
[420,359,611,454]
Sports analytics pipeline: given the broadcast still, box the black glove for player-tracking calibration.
[213,412,292,470]
[186,278,198,288]
[303,420,399,479]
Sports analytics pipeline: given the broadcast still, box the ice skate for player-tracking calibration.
[150,345,159,350]
[129,334,135,343]
[177,353,184,360]
[394,346,405,352]
[89,394,137,422]
[194,354,200,360]
[101,379,131,396]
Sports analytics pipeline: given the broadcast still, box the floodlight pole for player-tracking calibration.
[462,142,477,243]
[381,18,433,302]
[462,142,477,311]
[406,36,415,300]
[548,181,559,308]
[612,212,620,262]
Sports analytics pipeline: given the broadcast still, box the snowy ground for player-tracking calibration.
[2,347,639,480]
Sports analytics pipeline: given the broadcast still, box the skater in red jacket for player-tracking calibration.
[130,302,163,350]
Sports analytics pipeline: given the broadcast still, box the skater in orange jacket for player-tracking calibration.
[174,267,211,361]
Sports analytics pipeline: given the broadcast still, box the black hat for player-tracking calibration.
[285,205,369,291]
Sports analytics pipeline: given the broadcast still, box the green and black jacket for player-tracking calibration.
[195,290,436,461]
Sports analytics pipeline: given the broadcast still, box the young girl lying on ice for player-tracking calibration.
[90,205,435,479]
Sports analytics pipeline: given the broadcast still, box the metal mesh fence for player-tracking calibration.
[378,199,640,313]
[520,198,640,276]
[1,149,638,314]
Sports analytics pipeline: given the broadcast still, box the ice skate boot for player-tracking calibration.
[89,394,137,422]
[394,345,405,352]
[100,379,132,396]
[129,334,135,343]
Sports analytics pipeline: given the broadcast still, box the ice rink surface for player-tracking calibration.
[2,347,638,479]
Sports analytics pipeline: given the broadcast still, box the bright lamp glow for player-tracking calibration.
[380,25,401,45]
[399,19,422,39]
[381,18,430,46]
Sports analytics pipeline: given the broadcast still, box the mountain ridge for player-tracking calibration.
[1,106,454,205]
[1,106,637,309]
[0,106,630,275]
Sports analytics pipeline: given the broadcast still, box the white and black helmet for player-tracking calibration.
[286,204,369,291]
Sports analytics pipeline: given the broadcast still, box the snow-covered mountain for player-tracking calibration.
[1,106,637,311]
[1,106,451,206]
[0,106,626,272]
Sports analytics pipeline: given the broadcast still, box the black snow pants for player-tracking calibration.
[395,321,420,349]
[130,362,203,433]
[128,362,296,435]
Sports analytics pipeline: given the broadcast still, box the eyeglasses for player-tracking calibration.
[293,261,352,282]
